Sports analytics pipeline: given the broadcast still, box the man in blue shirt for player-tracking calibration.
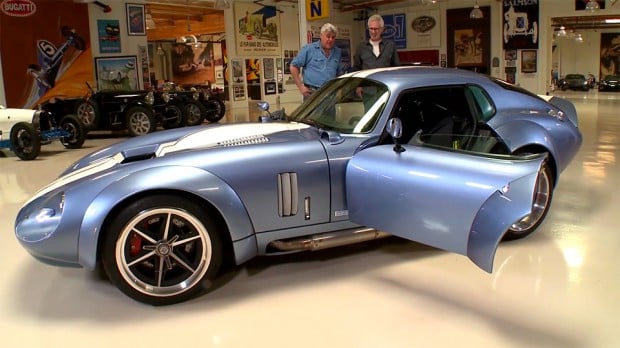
[290,23,343,99]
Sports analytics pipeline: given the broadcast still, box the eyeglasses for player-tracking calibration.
[368,27,382,31]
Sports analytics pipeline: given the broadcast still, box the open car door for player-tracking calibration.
[346,143,546,273]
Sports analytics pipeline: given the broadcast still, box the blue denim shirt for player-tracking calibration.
[290,40,343,87]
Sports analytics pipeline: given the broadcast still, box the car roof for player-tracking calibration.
[343,66,491,90]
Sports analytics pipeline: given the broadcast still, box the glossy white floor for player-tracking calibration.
[0,92,618,348]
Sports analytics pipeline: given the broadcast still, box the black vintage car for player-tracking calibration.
[185,84,226,123]
[75,82,188,136]
[157,82,206,126]
[75,82,156,136]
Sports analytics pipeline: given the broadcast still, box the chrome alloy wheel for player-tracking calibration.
[115,207,212,298]
[76,102,96,127]
[128,111,153,135]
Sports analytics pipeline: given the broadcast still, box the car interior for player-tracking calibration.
[386,85,508,155]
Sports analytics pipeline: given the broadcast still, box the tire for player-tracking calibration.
[125,106,156,136]
[75,100,99,130]
[503,163,553,241]
[184,100,207,126]
[204,98,225,123]
[161,102,185,129]
[101,194,224,305]
[10,122,41,160]
[59,114,86,149]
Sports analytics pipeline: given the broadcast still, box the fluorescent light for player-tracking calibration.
[605,19,620,23]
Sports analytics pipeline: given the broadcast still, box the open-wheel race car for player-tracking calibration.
[15,67,581,305]
[0,103,85,160]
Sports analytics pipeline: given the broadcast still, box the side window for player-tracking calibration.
[392,86,480,150]
[467,85,495,121]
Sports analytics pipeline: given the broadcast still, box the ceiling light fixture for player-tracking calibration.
[470,0,483,19]
[555,25,568,37]
[585,0,600,11]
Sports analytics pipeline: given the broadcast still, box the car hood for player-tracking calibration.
[63,122,312,174]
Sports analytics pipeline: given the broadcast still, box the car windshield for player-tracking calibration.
[565,74,584,79]
[288,77,389,134]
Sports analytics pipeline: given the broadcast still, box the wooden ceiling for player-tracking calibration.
[144,0,413,41]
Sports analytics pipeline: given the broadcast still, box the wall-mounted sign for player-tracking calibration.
[306,0,329,21]
[1,0,36,17]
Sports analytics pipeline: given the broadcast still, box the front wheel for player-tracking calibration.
[503,163,553,241]
[125,106,156,136]
[161,102,185,129]
[59,114,86,149]
[10,122,41,160]
[75,100,99,130]
[102,195,224,305]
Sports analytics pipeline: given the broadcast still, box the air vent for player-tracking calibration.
[277,172,298,216]
[218,134,268,147]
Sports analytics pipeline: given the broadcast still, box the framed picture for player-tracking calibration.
[521,49,537,73]
[505,49,517,61]
[126,3,146,36]
[94,56,139,91]
[97,19,121,53]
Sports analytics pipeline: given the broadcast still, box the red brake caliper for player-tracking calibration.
[130,233,143,256]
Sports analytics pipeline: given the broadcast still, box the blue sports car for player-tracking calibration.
[14,67,582,305]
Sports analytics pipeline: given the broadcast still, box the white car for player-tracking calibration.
[0,104,85,160]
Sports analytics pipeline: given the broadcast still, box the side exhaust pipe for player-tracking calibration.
[268,228,391,252]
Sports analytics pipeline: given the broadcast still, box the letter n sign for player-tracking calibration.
[306,0,329,21]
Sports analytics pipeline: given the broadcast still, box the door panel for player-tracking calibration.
[346,144,545,272]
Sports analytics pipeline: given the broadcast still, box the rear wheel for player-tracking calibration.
[102,195,224,305]
[125,106,156,136]
[204,98,225,122]
[10,122,41,160]
[59,114,86,149]
[503,163,553,241]
[184,100,207,126]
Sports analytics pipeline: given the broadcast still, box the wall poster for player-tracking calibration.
[0,1,91,108]
[94,55,139,91]
[446,7,490,73]
[234,2,281,56]
[600,33,620,79]
[502,0,539,50]
[97,20,121,53]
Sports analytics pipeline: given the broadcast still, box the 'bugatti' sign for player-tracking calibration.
[1,0,36,17]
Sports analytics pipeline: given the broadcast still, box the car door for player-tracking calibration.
[345,143,546,273]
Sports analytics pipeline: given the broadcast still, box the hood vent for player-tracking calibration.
[218,134,269,147]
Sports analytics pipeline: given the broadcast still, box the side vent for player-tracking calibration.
[277,172,298,216]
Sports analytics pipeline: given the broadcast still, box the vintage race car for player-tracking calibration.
[14,67,582,305]
[75,82,157,136]
[0,104,85,160]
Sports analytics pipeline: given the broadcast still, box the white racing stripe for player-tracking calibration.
[157,122,310,156]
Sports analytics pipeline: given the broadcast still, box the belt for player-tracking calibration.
[304,83,319,90]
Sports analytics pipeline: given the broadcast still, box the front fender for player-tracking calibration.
[78,166,256,269]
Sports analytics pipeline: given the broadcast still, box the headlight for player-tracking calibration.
[15,192,65,243]
[163,92,171,103]
[145,91,154,105]
[192,91,199,100]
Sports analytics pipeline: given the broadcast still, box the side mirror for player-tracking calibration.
[386,118,405,153]
[386,118,402,138]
